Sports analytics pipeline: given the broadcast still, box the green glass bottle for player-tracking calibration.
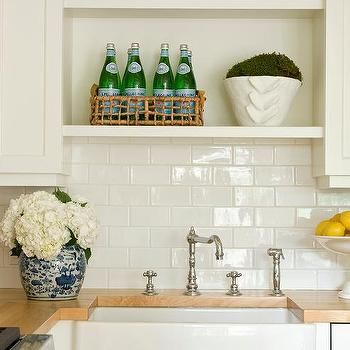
[188,50,193,69]
[175,44,196,98]
[98,43,121,116]
[175,44,196,114]
[153,43,174,115]
[121,48,131,94]
[124,42,146,97]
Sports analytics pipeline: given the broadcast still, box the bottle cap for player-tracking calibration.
[180,44,188,50]
[188,50,192,56]
[127,48,132,53]
[106,43,115,49]
[161,43,169,49]
[131,43,140,48]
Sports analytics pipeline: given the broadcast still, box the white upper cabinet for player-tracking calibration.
[2,0,350,187]
[0,0,66,186]
[314,0,350,188]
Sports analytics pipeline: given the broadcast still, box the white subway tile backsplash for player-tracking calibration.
[151,145,191,164]
[130,207,169,227]
[89,165,129,185]
[110,186,149,206]
[172,166,212,185]
[295,166,315,186]
[255,167,294,186]
[171,207,211,226]
[214,167,253,186]
[70,164,89,184]
[276,187,316,206]
[192,187,231,207]
[69,184,108,205]
[295,249,337,269]
[72,144,109,163]
[256,208,295,227]
[3,141,350,290]
[110,144,150,164]
[281,270,317,289]
[317,190,350,206]
[151,186,190,206]
[234,146,273,165]
[192,146,232,165]
[275,145,311,165]
[129,248,171,268]
[234,187,274,207]
[88,248,128,268]
[215,248,253,269]
[254,248,294,269]
[172,247,212,268]
[296,208,337,228]
[84,268,108,288]
[150,227,187,248]
[131,166,170,185]
[95,206,129,226]
[233,228,274,248]
[275,228,314,248]
[109,227,149,248]
[213,208,253,227]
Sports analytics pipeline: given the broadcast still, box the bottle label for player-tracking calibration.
[180,50,188,58]
[98,88,120,96]
[154,89,174,115]
[124,88,146,96]
[106,62,118,74]
[156,63,170,75]
[175,89,196,97]
[128,62,142,74]
[106,49,115,57]
[177,63,191,75]
[98,88,120,116]
[131,48,139,56]
[153,89,174,97]
[161,49,169,57]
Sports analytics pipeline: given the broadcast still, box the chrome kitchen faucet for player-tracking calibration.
[185,226,224,296]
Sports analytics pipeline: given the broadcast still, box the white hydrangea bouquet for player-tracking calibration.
[0,189,98,262]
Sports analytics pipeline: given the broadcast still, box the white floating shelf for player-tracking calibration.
[64,0,324,10]
[63,125,324,139]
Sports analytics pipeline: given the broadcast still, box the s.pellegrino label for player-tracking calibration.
[154,88,174,115]
[124,88,146,114]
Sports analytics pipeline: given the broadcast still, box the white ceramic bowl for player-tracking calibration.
[224,76,301,126]
[315,236,350,255]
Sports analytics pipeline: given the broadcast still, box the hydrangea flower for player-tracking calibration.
[0,189,98,261]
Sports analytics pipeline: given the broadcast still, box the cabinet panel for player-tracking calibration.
[1,0,45,156]
[332,324,350,350]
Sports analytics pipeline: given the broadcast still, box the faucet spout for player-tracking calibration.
[208,235,224,260]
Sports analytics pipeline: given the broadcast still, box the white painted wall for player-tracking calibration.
[1,138,350,290]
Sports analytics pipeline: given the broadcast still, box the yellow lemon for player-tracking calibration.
[340,211,350,230]
[331,213,341,222]
[322,221,346,236]
[315,220,330,236]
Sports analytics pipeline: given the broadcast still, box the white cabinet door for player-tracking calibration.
[315,0,350,188]
[332,324,350,350]
[0,0,66,185]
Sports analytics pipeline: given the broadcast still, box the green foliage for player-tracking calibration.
[83,248,92,263]
[226,52,303,82]
[10,240,22,257]
[53,188,72,203]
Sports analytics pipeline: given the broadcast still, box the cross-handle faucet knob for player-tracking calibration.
[226,271,242,296]
[142,270,158,296]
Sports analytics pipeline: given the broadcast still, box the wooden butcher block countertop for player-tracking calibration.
[1,289,350,334]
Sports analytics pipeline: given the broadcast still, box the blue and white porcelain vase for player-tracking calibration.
[19,245,86,300]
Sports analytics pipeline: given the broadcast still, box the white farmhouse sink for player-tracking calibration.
[89,307,301,324]
[48,307,325,350]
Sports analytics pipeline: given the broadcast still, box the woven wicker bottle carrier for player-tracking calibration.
[89,84,205,126]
